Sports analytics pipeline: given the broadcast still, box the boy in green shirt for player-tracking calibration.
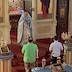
[22,37,38,72]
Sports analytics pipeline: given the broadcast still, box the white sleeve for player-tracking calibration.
[49,43,53,52]
[19,13,24,22]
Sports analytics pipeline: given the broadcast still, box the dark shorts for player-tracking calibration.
[24,62,35,72]
[52,56,57,64]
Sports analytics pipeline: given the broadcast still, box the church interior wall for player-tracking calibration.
[8,0,57,41]
[68,0,72,35]
[32,0,57,39]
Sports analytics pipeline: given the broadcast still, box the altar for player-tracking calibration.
[0,38,14,72]
[0,52,14,72]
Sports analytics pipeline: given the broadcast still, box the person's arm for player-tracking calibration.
[23,17,32,21]
[21,45,25,54]
[60,43,63,51]
[36,49,39,58]
[60,43,64,57]
[49,43,53,53]
[19,13,24,22]
[35,45,39,58]
[23,14,32,21]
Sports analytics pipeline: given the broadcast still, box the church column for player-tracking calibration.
[52,0,57,36]
[32,0,37,41]
[68,0,72,35]
[0,0,11,43]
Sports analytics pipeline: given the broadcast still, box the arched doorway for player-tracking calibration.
[9,0,32,31]
[9,0,32,43]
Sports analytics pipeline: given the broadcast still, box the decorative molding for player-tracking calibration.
[37,26,51,34]
[35,19,53,23]
[37,33,54,39]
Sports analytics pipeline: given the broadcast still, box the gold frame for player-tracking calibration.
[36,0,53,20]
[0,0,4,23]
[60,8,65,16]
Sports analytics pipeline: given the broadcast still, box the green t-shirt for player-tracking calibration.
[22,43,38,63]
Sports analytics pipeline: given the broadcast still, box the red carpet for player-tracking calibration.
[8,31,63,72]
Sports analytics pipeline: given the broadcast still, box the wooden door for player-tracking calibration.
[56,0,69,36]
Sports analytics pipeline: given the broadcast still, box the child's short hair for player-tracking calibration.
[28,37,33,42]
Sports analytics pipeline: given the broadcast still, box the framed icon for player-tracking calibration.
[60,8,65,16]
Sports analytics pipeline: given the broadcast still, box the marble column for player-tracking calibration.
[66,50,72,66]
[0,0,11,44]
[32,0,37,41]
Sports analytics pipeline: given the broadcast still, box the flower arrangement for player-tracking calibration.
[0,38,9,54]
[61,32,71,43]
[61,32,71,40]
